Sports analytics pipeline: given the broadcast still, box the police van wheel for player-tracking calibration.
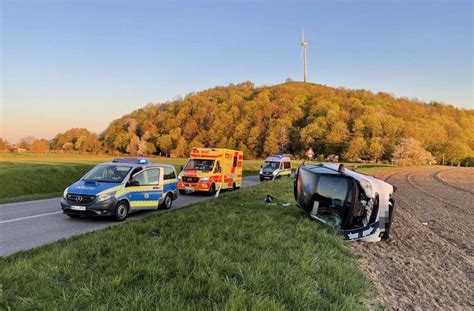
[179,189,186,195]
[208,183,216,196]
[114,201,128,222]
[161,194,173,210]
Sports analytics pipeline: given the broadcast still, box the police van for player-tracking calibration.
[61,158,178,221]
[259,155,292,181]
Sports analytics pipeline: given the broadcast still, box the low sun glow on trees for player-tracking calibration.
[3,82,473,165]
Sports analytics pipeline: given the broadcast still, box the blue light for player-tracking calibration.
[112,158,149,165]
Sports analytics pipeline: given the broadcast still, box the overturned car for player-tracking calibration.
[294,163,396,242]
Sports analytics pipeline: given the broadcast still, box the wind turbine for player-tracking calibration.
[301,29,308,82]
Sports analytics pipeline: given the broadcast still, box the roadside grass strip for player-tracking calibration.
[0,179,369,310]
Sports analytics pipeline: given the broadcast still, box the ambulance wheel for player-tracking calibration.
[232,182,237,191]
[161,193,173,210]
[66,214,80,219]
[114,201,128,222]
[179,189,186,195]
[208,183,216,196]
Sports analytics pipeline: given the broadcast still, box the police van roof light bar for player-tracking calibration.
[112,158,149,164]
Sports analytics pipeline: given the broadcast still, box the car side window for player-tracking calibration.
[164,167,176,180]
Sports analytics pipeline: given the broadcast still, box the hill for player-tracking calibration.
[97,82,473,163]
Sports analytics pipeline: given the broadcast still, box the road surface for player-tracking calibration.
[0,176,261,257]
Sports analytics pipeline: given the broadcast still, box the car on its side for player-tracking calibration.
[61,158,178,221]
[294,163,396,242]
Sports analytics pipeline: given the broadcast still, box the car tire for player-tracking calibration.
[114,201,129,222]
[179,189,186,195]
[260,177,264,182]
[66,214,80,219]
[208,183,216,196]
[232,182,237,191]
[161,193,173,210]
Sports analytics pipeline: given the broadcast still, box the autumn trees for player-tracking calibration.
[97,81,473,164]
[4,81,473,165]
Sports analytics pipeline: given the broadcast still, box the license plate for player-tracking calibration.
[71,205,86,211]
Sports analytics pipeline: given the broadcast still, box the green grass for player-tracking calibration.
[0,179,370,310]
[0,162,95,204]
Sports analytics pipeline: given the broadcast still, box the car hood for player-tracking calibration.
[67,180,121,195]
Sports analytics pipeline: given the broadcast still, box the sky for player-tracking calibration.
[1,0,472,143]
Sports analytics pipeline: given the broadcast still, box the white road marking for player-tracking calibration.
[0,211,62,224]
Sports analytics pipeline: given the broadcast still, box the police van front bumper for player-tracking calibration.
[61,197,118,217]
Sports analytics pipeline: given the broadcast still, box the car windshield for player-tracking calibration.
[262,161,279,170]
[184,159,215,171]
[313,175,351,229]
[82,165,132,183]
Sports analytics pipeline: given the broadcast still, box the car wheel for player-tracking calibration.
[208,183,216,196]
[179,189,186,195]
[232,182,237,191]
[66,214,80,219]
[161,194,173,210]
[114,201,129,222]
[260,177,264,182]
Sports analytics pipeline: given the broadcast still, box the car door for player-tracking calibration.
[127,167,163,211]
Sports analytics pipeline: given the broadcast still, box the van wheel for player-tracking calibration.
[179,189,186,195]
[208,183,216,196]
[114,201,129,222]
[232,182,237,191]
[161,194,173,210]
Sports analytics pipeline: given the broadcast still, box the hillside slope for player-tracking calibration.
[96,82,473,162]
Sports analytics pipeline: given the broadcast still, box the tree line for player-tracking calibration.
[2,82,473,165]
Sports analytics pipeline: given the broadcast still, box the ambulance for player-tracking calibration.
[259,154,292,181]
[178,148,243,195]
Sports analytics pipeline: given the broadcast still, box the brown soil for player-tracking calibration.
[353,166,474,310]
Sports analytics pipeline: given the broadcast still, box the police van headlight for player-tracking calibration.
[97,191,117,202]
[63,188,68,199]
[359,179,374,197]
[200,177,209,183]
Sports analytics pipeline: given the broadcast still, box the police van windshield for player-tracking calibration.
[83,165,132,183]
[262,161,279,170]
[185,159,215,171]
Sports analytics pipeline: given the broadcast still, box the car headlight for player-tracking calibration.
[97,191,117,202]
[359,179,374,197]
[63,188,68,199]
[200,177,209,183]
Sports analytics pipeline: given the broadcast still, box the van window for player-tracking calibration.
[284,162,291,169]
[133,168,160,186]
[164,167,176,180]
[214,161,222,173]
[233,156,238,167]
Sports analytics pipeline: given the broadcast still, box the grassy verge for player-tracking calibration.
[0,162,94,204]
[0,179,369,309]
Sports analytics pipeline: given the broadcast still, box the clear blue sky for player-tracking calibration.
[1,0,472,143]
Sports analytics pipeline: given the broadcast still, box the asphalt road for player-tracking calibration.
[0,176,261,257]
